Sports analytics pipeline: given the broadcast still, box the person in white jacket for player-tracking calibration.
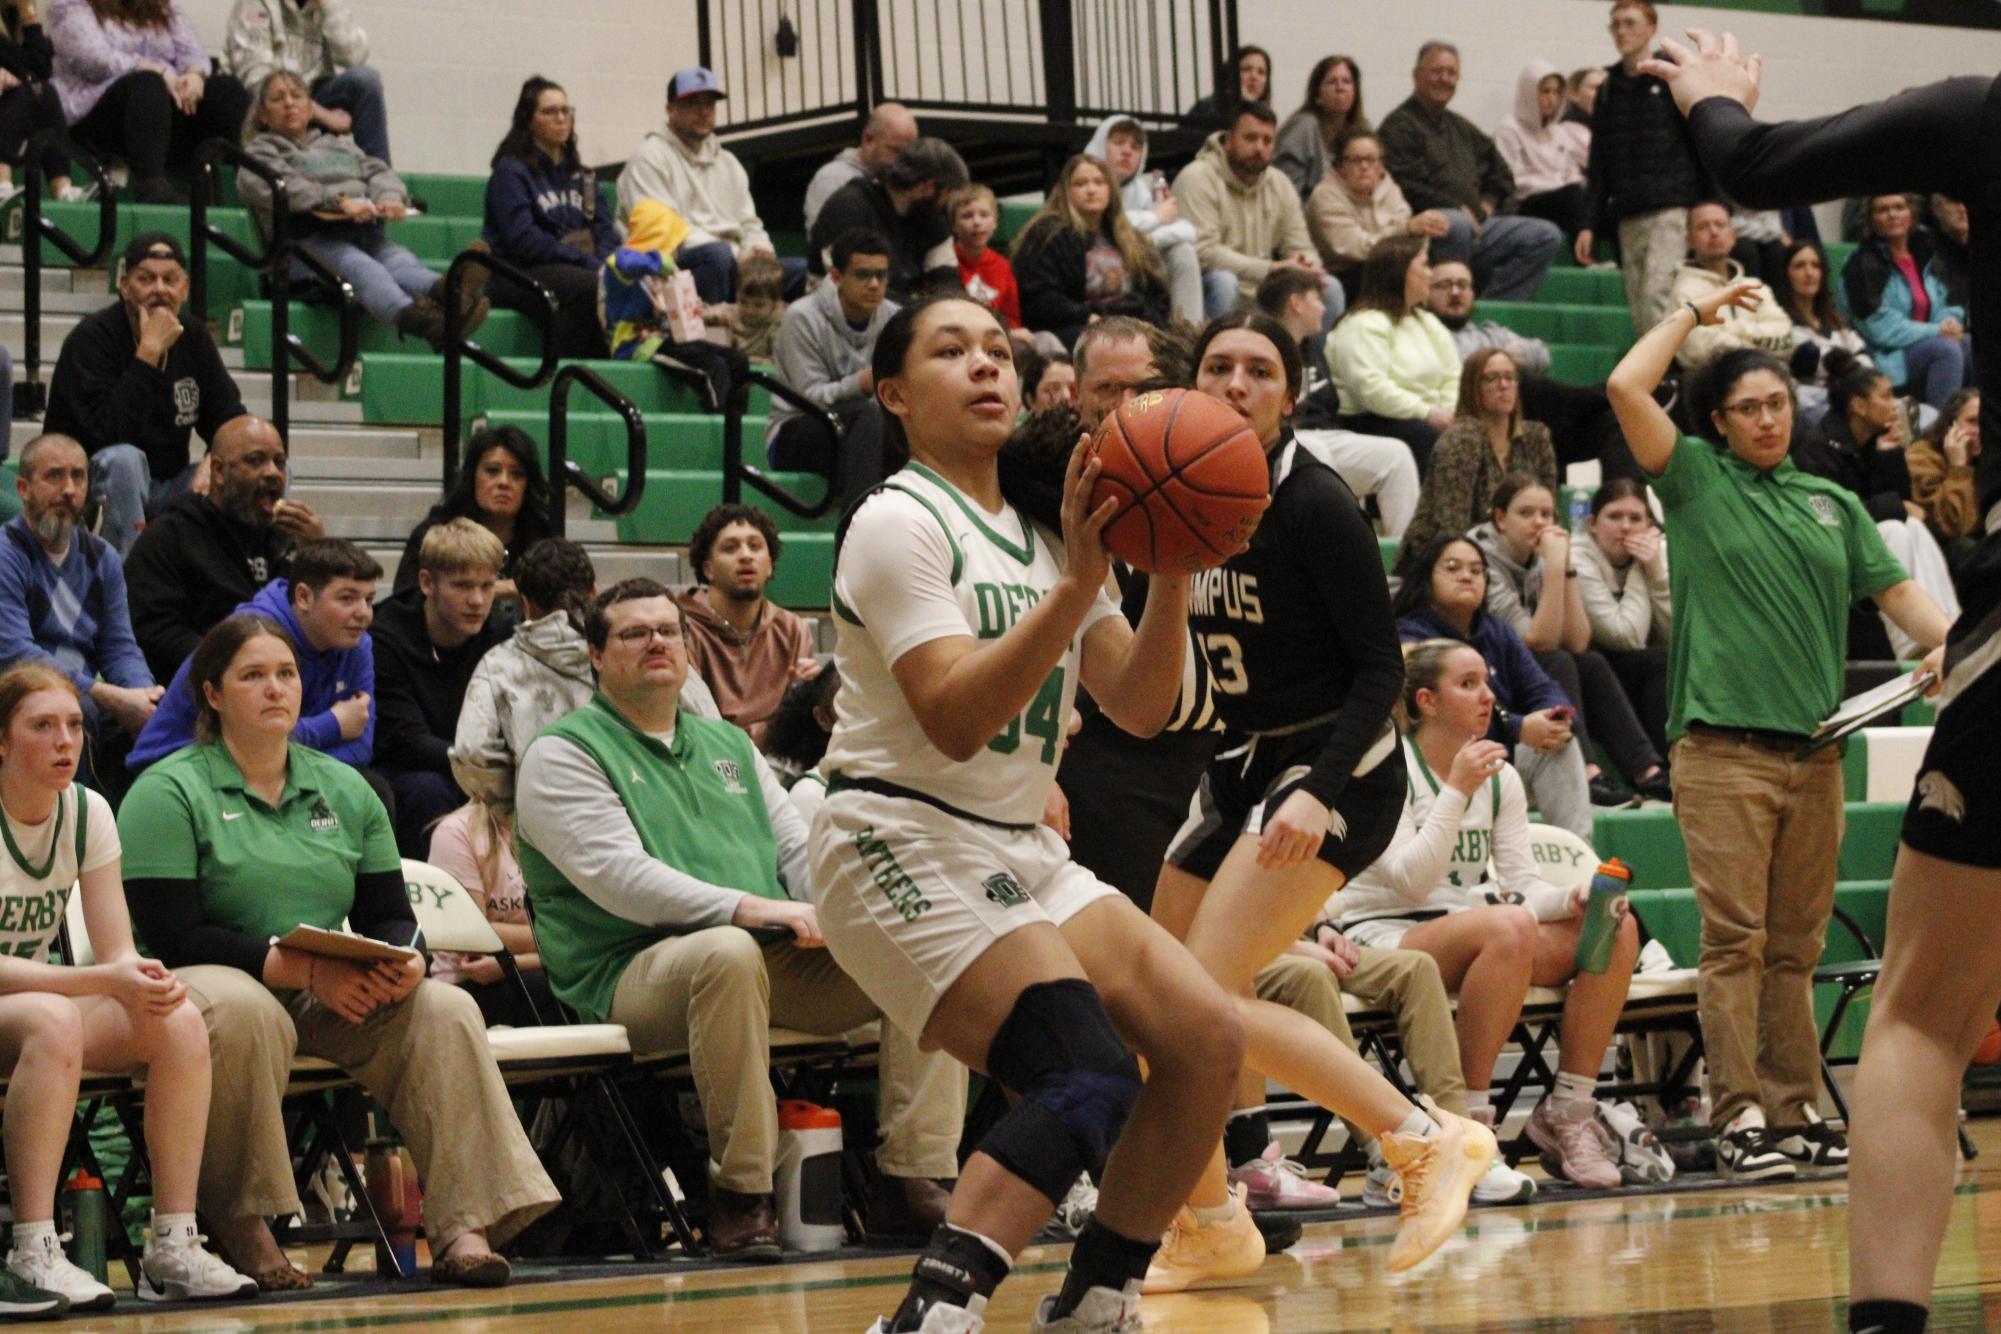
[615,67,806,306]
[1667,202,1794,370]
[223,0,389,162]
[1493,60,1589,238]
[1326,234,1460,470]
[1081,114,1203,324]
[1336,639,1640,1188]
[1574,478,1672,757]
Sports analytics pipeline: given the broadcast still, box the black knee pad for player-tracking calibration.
[977,978,1141,1204]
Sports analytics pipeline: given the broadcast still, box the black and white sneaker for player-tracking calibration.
[1716,1120,1797,1182]
[1771,1107,1849,1180]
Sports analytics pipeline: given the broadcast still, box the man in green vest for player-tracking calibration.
[515,578,965,1260]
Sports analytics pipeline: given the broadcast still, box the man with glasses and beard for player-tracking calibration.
[123,416,325,683]
[0,434,163,792]
[44,234,249,558]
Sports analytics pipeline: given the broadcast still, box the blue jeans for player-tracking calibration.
[675,240,809,304]
[89,446,200,557]
[1202,268,1346,328]
[1436,210,1563,301]
[293,228,437,324]
[1901,333,1975,409]
[312,65,391,163]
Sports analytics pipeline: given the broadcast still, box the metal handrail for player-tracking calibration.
[546,364,647,537]
[17,132,115,414]
[192,138,359,439]
[441,245,556,492]
[721,368,838,520]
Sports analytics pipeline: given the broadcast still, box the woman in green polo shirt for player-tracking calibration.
[1607,278,1951,1185]
[118,615,557,1291]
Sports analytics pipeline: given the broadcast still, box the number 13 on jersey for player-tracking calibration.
[987,667,1066,764]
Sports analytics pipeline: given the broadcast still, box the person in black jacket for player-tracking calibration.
[122,414,322,683]
[43,233,246,556]
[1572,0,1711,331]
[1012,154,1171,349]
[0,2,78,201]
[369,518,506,857]
[391,424,553,625]
[480,76,616,359]
[806,136,966,300]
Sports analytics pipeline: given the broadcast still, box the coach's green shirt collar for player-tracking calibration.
[197,739,329,808]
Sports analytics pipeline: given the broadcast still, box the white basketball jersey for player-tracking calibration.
[821,463,1122,828]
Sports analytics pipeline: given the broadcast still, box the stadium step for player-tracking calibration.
[1593,800,1905,891]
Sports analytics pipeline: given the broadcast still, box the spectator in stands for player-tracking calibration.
[1325,235,1458,469]
[1023,350,1076,413]
[949,184,1029,343]
[1575,478,1671,756]
[1335,638,1639,1189]
[1175,101,1341,323]
[0,2,84,204]
[1573,0,1710,330]
[803,101,916,235]
[1566,67,1604,125]
[1928,193,1970,313]
[427,796,548,1027]
[1379,42,1562,302]
[1082,114,1204,324]
[808,136,966,301]
[0,433,160,792]
[1403,347,1555,555]
[1274,55,1367,200]
[394,423,554,609]
[760,663,837,790]
[48,0,248,205]
[120,614,557,1289]
[451,538,719,811]
[222,0,388,162]
[1780,240,1869,426]
[240,71,488,354]
[0,662,258,1315]
[676,504,816,747]
[1424,258,1637,480]
[482,76,616,360]
[1668,202,1793,370]
[124,415,321,683]
[514,580,964,1256]
[616,67,806,306]
[1906,388,1981,563]
[1393,533,1594,839]
[128,538,379,775]
[1841,193,1973,411]
[1495,61,1589,238]
[1187,42,1269,128]
[1470,473,1671,804]
[1306,128,1452,281]
[369,519,506,857]
[1798,368,1961,659]
[767,226,896,485]
[44,233,246,558]
[1606,285,1951,1181]
[1258,266,1419,537]
[1013,153,1171,348]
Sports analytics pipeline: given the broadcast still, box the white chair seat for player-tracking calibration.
[488,1023,630,1064]
[1626,967,1700,1002]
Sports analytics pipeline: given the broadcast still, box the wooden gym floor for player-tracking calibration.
[73,1117,2001,1332]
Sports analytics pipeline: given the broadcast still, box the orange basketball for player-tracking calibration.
[1088,388,1271,574]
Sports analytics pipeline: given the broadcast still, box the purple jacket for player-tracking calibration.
[49,0,209,123]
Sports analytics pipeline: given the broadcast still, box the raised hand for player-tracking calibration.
[1637,29,1763,118]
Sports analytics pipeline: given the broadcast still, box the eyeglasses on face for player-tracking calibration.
[613,623,684,645]
[1723,394,1791,421]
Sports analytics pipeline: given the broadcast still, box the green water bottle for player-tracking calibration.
[62,1170,107,1283]
[1573,858,1632,975]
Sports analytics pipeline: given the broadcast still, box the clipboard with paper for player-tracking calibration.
[1797,669,1937,758]
[274,924,424,966]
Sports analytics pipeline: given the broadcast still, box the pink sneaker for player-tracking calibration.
[1525,1098,1622,1190]
[1225,1142,1340,1210]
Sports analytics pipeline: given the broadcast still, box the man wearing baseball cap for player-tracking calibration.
[616,66,807,306]
[44,233,248,557]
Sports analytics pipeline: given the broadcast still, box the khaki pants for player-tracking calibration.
[609,928,967,1196]
[180,966,559,1248]
[1670,733,1845,1129]
[1617,206,1690,332]
[1254,946,1467,1119]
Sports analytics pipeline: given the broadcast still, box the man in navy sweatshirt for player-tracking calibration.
[0,433,162,792]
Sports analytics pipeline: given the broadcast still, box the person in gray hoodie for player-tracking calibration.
[239,71,486,349]
[450,538,717,810]
[766,227,899,491]
[1082,113,1203,323]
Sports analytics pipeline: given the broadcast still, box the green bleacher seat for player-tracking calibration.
[484,408,767,476]
[616,468,837,546]
[767,532,834,610]
[232,301,548,368]
[400,173,493,219]
[1530,268,1628,307]
[1377,536,1397,574]
[1476,301,1636,349]
[1545,344,1624,385]
[1592,800,1904,892]
[352,353,770,426]
[998,199,1038,245]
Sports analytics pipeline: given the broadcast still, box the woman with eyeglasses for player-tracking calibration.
[1604,274,1950,1185]
[482,75,617,359]
[1306,129,1452,279]
[1402,347,1556,555]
